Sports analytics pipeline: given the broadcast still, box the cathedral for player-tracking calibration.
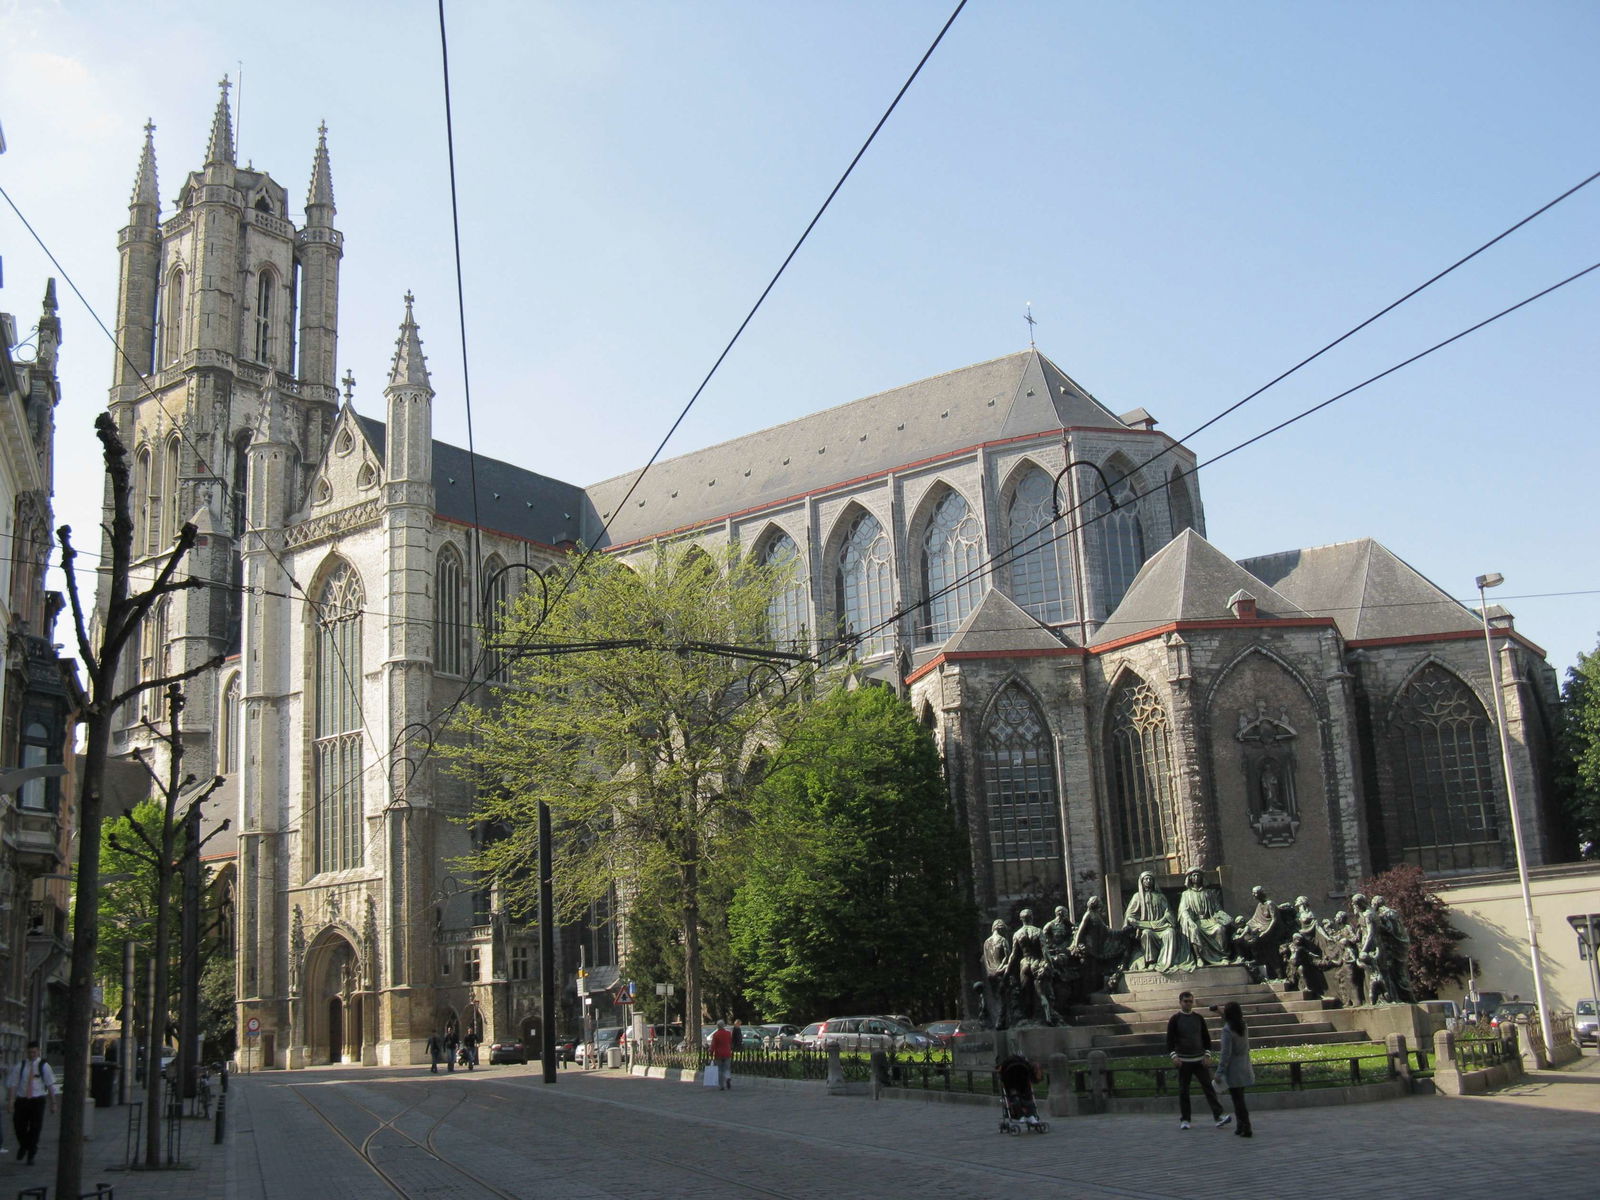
[102,87,1567,1068]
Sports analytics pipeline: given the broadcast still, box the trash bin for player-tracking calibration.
[604,1047,623,1069]
[89,1057,118,1107]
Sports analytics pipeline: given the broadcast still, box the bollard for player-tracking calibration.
[214,1092,227,1144]
[1385,1033,1411,1090]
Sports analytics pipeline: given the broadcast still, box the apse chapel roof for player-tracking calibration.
[355,414,589,547]
[586,349,1128,546]
[1098,529,1308,641]
[1238,538,1483,642]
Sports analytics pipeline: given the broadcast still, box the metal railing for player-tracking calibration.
[1455,1032,1519,1071]
[1069,1050,1404,1099]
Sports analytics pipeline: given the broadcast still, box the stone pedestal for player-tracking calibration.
[1117,964,1253,994]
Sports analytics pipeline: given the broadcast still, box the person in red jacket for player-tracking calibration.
[709,1021,734,1090]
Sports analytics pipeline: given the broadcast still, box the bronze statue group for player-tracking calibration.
[982,869,1415,1030]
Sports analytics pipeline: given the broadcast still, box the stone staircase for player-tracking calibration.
[1068,965,1369,1059]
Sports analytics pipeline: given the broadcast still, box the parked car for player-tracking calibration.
[795,1022,824,1050]
[918,1019,982,1047]
[552,1035,579,1063]
[1462,991,1505,1023]
[1417,1000,1459,1030]
[1488,1001,1538,1029]
[760,1023,803,1050]
[1571,999,1596,1047]
[815,1016,932,1052]
[575,1026,625,1065]
[488,1040,528,1065]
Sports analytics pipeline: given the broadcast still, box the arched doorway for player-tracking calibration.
[304,929,364,1064]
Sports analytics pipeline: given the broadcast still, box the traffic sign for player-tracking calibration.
[246,1017,262,1034]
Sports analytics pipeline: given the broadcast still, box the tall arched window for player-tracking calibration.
[759,531,808,652]
[1095,459,1146,617]
[435,544,467,676]
[159,435,182,549]
[162,268,185,366]
[1006,467,1075,625]
[979,685,1062,899]
[482,556,512,684]
[834,509,893,659]
[1386,665,1503,871]
[254,269,276,365]
[18,721,55,811]
[219,673,242,775]
[133,446,157,558]
[919,487,984,642]
[1108,676,1180,871]
[314,563,365,874]
[1168,468,1196,536]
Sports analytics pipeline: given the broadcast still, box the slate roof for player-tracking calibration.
[355,415,591,546]
[587,350,1127,546]
[1238,538,1482,642]
[1098,528,1308,642]
[942,587,1075,656]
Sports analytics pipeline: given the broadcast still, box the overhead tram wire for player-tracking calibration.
[396,0,974,759]
[811,257,1600,672]
[0,180,391,791]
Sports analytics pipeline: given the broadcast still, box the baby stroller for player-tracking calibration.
[996,1054,1049,1134]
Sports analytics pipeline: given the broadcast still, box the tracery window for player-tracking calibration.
[133,446,158,558]
[1006,467,1075,625]
[834,509,893,659]
[219,673,242,775]
[159,436,182,549]
[435,544,467,676]
[979,686,1062,898]
[1095,468,1145,617]
[1386,665,1503,871]
[759,531,808,652]
[482,556,512,684]
[1108,677,1180,870]
[254,269,276,365]
[1168,468,1196,536]
[314,562,365,874]
[919,488,984,642]
[162,268,185,366]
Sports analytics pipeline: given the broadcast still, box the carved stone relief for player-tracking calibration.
[1236,700,1300,847]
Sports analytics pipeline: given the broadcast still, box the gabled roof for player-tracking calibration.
[354,414,590,545]
[1098,528,1307,641]
[1238,538,1481,642]
[587,349,1128,546]
[941,587,1073,656]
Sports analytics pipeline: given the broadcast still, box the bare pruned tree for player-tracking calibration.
[55,414,224,1197]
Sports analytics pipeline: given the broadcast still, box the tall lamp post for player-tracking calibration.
[1475,572,1555,1051]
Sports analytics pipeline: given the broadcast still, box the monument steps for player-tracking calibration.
[1063,966,1363,1060]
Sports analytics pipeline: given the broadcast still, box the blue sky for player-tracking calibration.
[1,0,1596,673]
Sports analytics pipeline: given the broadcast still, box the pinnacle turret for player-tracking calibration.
[205,76,235,165]
[129,120,159,221]
[387,293,431,389]
[305,122,336,223]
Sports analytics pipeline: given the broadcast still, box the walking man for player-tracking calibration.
[709,1020,734,1090]
[1165,992,1231,1131]
[426,1031,444,1073]
[6,1042,58,1164]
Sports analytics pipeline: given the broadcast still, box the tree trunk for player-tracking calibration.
[682,847,702,1049]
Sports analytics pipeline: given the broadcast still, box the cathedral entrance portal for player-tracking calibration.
[304,929,367,1065]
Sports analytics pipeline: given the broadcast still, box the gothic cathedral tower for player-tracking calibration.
[104,79,342,769]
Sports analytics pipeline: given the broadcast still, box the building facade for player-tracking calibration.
[103,89,1568,1067]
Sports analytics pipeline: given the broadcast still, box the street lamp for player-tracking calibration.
[1475,572,1555,1051]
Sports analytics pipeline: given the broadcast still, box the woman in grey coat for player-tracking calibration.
[1216,1001,1254,1137]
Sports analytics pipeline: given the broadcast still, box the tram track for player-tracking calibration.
[291,1077,812,1199]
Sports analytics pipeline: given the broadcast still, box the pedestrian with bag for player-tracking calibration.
[709,1020,734,1090]
[6,1042,58,1164]
[1217,1001,1255,1137]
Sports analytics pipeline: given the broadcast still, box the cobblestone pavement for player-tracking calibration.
[13,1052,1595,1199]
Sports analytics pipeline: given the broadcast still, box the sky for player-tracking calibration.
[1,0,1596,675]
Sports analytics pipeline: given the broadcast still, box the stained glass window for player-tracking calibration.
[314,562,364,874]
[920,488,984,642]
[1108,678,1180,869]
[1006,467,1075,625]
[980,686,1062,898]
[835,509,893,658]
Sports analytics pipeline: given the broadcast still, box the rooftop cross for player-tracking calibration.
[1024,301,1037,348]
[341,370,356,403]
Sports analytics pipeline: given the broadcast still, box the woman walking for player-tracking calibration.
[1217,1001,1254,1137]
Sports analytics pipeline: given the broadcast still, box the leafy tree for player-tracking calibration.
[729,686,970,1023]
[626,862,749,1024]
[198,954,237,1063]
[449,543,801,1045]
[96,800,166,1001]
[1359,863,1470,998]
[1558,638,1600,856]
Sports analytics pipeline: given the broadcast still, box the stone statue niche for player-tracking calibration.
[1236,701,1300,848]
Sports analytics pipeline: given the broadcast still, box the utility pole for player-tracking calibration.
[177,798,203,1099]
[539,800,556,1084]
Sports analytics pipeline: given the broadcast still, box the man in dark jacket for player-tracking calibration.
[1165,991,1231,1130]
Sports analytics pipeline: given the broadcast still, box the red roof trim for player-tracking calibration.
[1088,617,1336,654]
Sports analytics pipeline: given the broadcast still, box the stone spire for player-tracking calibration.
[36,278,61,374]
[129,120,159,221]
[387,292,431,389]
[205,76,235,165]
[305,121,335,224]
